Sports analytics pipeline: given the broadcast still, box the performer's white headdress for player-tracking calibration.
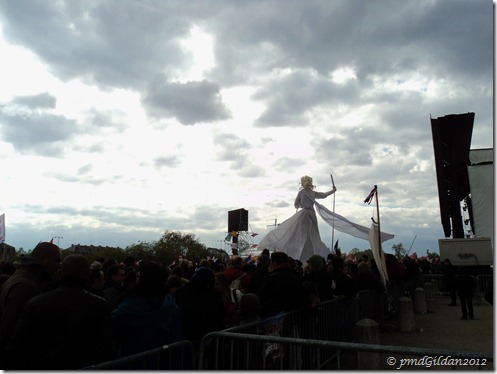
[300,175,315,190]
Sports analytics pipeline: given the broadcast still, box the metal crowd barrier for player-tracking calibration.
[198,331,493,370]
[475,274,492,305]
[414,274,446,294]
[80,294,372,370]
[80,340,195,370]
[356,289,384,322]
[79,284,493,370]
[197,297,359,370]
[415,273,493,305]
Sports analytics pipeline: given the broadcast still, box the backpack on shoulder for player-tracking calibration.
[230,273,246,293]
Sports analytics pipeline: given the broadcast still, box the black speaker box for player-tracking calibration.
[228,208,248,232]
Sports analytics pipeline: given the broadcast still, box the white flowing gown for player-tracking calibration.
[257,189,334,262]
[258,188,395,263]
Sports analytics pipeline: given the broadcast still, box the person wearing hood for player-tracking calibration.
[111,261,183,364]
[304,254,334,302]
[0,241,61,364]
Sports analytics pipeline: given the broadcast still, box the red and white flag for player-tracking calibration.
[363,186,377,204]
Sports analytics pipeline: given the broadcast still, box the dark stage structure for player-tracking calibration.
[431,112,475,239]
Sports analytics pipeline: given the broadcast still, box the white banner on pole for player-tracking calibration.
[0,213,5,242]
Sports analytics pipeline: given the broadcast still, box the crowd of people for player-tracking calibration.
[0,241,482,369]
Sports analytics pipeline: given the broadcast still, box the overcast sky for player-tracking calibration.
[0,0,493,256]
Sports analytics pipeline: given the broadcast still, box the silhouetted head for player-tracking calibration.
[32,242,62,275]
[59,254,90,287]
[271,251,289,266]
[135,261,167,298]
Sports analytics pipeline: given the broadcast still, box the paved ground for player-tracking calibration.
[378,294,493,370]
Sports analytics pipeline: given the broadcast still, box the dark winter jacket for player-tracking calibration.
[174,268,225,346]
[257,263,306,317]
[0,256,56,359]
[455,273,476,298]
[356,271,385,294]
[304,268,334,302]
[4,286,113,370]
[111,292,183,358]
[329,268,356,298]
[248,267,269,294]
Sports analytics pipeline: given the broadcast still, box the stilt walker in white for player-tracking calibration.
[258,175,336,262]
[258,176,395,262]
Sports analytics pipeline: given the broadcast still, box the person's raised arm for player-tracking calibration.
[315,186,337,199]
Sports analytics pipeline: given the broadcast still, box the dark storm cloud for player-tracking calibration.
[142,77,232,125]
[14,204,171,247]
[253,69,360,128]
[45,161,123,185]
[26,204,165,230]
[10,92,56,109]
[13,203,234,249]
[0,1,233,124]
[154,155,181,169]
[0,0,492,252]
[313,132,374,168]
[0,1,193,89]
[0,0,491,128]
[207,0,492,82]
[214,133,251,162]
[213,132,265,177]
[190,205,227,231]
[273,157,306,172]
[0,110,75,156]
[45,171,121,186]
[206,0,492,128]
[266,199,291,209]
[0,97,127,156]
[77,164,93,175]
[85,109,127,132]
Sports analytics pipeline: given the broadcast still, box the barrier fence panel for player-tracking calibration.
[357,290,384,322]
[197,297,359,370]
[198,331,493,370]
[414,273,493,305]
[415,274,447,295]
[80,340,195,370]
[80,282,492,370]
[475,274,492,305]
